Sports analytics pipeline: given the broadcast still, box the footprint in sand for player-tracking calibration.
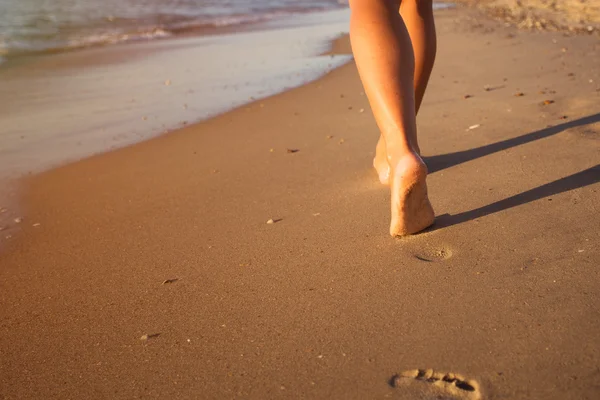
[391,369,481,400]
[412,246,453,262]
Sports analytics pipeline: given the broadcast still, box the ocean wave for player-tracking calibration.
[0,28,172,58]
[65,28,172,50]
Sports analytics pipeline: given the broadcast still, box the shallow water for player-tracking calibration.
[0,0,346,58]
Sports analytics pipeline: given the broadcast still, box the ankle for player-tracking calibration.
[386,146,421,166]
[382,135,420,163]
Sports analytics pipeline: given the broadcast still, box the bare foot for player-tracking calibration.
[389,153,435,236]
[373,135,391,185]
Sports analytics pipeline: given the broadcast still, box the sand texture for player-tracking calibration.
[451,0,600,33]
[1,8,600,400]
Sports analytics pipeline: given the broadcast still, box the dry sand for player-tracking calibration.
[451,0,600,33]
[1,7,600,400]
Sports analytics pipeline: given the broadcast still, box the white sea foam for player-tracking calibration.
[65,28,173,49]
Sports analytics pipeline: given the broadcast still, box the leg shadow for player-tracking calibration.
[425,113,600,173]
[433,164,600,230]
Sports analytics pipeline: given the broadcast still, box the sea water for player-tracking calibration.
[0,0,347,60]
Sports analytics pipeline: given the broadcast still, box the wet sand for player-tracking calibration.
[1,8,600,399]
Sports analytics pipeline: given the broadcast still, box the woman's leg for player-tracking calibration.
[401,0,437,113]
[349,0,434,236]
[374,0,437,183]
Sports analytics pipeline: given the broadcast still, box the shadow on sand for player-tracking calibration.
[423,113,600,230]
[425,113,600,174]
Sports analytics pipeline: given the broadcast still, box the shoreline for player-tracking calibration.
[0,8,353,183]
[0,28,354,236]
[1,6,600,399]
[0,13,327,71]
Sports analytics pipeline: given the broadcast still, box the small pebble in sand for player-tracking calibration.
[140,333,160,341]
[269,148,274,152]
[463,94,473,99]
[162,278,178,285]
[467,124,481,131]
[359,108,365,113]
[14,217,22,224]
[267,219,275,224]
[542,100,555,105]
[339,139,345,144]
[0,208,6,213]
[164,79,171,86]
[326,135,333,139]
[286,148,299,153]
[32,223,41,227]
[348,106,353,110]
[514,92,525,97]
[559,115,568,120]
[0,226,5,231]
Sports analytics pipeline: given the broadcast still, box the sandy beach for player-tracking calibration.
[451,0,600,34]
[1,6,599,400]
